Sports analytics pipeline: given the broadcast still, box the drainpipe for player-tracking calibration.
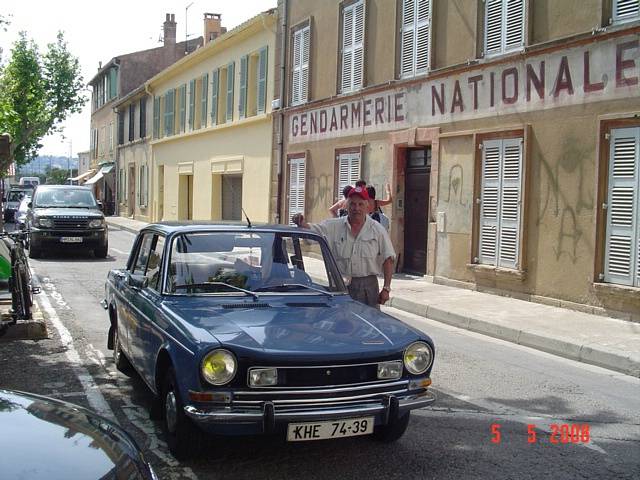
[144,82,154,221]
[275,0,288,224]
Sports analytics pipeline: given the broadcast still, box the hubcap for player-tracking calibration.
[165,390,178,433]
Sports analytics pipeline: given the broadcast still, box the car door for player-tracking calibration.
[129,234,167,388]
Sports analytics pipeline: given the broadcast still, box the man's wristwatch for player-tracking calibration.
[382,286,391,293]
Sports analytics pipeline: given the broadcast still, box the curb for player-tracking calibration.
[388,296,640,378]
[0,300,48,342]
[106,219,141,235]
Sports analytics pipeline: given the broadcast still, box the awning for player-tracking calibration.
[101,163,115,174]
[68,169,96,182]
[84,169,104,185]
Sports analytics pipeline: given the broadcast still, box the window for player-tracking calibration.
[108,67,117,100]
[145,235,165,292]
[400,0,431,78]
[222,174,242,220]
[340,0,365,93]
[164,89,175,137]
[484,0,525,57]
[132,234,153,275]
[139,97,146,138]
[603,127,640,286]
[241,47,268,118]
[292,25,310,105]
[100,126,106,155]
[287,155,306,225]
[128,103,135,142]
[153,96,160,139]
[211,70,219,125]
[139,164,148,207]
[335,149,362,200]
[201,73,209,128]
[613,0,640,24]
[477,137,524,269]
[117,113,124,145]
[118,169,124,202]
[188,79,196,130]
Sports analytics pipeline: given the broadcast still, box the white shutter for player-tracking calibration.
[400,0,415,77]
[342,1,364,93]
[485,0,524,56]
[288,157,306,225]
[341,5,354,92]
[504,0,524,52]
[484,0,503,56]
[292,29,302,105]
[604,127,640,286]
[301,26,310,103]
[614,0,640,23]
[352,1,364,91]
[415,0,431,73]
[479,138,523,268]
[498,138,522,269]
[337,152,361,196]
[479,141,500,265]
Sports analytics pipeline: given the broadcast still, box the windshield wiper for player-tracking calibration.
[172,281,259,300]
[253,283,333,297]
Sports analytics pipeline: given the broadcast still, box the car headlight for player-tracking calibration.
[403,341,433,375]
[201,349,237,385]
[248,367,278,387]
[377,360,403,380]
[36,217,53,228]
[89,218,105,228]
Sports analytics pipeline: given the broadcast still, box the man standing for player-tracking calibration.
[293,186,395,308]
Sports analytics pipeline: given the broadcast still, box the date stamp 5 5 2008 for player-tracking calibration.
[490,423,591,445]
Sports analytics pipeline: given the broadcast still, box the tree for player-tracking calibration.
[0,31,86,174]
[45,166,75,185]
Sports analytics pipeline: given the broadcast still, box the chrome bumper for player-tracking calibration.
[184,391,435,427]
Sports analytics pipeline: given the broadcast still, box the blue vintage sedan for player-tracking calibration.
[104,223,435,459]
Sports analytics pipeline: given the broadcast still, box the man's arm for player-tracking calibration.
[378,256,394,305]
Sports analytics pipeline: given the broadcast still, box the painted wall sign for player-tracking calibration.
[288,34,640,144]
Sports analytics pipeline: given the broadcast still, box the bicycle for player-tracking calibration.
[0,229,37,323]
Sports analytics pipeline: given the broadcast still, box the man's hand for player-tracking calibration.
[378,288,390,305]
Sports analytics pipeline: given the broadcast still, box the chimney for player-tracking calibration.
[163,13,176,46]
[204,13,226,44]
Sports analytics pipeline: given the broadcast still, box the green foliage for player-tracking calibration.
[45,166,76,185]
[0,31,86,173]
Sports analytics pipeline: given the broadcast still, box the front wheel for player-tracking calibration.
[112,325,131,372]
[161,367,204,460]
[373,412,411,443]
[94,243,108,259]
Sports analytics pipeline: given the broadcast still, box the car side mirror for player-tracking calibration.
[97,200,104,211]
[127,273,148,290]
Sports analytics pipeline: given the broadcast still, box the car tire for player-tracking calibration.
[95,243,108,259]
[161,367,204,460]
[373,412,411,443]
[112,325,131,372]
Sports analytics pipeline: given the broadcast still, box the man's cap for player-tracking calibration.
[347,186,370,200]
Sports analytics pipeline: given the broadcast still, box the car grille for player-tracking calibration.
[279,364,378,387]
[52,217,90,229]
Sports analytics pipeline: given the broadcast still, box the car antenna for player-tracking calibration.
[241,207,252,228]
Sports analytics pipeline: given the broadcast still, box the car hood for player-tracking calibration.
[0,389,153,479]
[163,296,426,359]
[32,207,103,218]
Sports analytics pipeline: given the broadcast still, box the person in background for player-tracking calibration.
[367,183,393,221]
[293,186,395,309]
[329,180,367,217]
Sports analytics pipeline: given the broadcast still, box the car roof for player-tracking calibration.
[34,185,92,190]
[143,221,313,236]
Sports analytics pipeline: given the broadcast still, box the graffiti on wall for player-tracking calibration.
[446,164,466,206]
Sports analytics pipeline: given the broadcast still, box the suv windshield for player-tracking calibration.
[34,188,98,208]
[166,231,347,295]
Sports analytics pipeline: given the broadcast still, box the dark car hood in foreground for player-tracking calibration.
[0,389,154,480]
[163,296,428,360]
[32,207,103,218]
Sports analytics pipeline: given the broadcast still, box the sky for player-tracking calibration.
[1,0,276,158]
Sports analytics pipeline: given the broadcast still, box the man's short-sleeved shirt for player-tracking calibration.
[310,215,395,278]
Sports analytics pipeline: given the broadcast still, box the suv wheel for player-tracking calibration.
[95,243,108,258]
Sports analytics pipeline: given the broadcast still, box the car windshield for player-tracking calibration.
[8,191,27,202]
[166,231,347,295]
[34,188,97,208]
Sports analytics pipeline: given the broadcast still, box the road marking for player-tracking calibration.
[110,247,126,254]
[33,273,115,419]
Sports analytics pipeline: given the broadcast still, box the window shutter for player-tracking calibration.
[179,84,187,133]
[352,1,365,91]
[341,5,354,92]
[164,90,174,137]
[257,46,268,114]
[614,0,640,22]
[301,27,310,103]
[497,138,522,269]
[504,0,524,52]
[226,62,235,122]
[288,157,306,225]
[139,97,146,138]
[239,55,248,119]
[479,140,500,265]
[201,73,209,127]
[292,29,302,105]
[605,127,640,286]
[109,68,117,99]
[415,0,430,73]
[400,0,416,77]
[211,69,219,125]
[337,152,361,195]
[485,0,503,56]
[188,79,196,130]
[153,96,160,139]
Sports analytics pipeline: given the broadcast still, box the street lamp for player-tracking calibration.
[68,140,72,184]
[185,2,194,54]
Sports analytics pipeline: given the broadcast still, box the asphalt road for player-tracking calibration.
[1,225,638,480]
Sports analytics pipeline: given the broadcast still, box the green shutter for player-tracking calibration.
[188,79,196,130]
[153,96,160,139]
[226,62,235,122]
[164,90,175,137]
[211,69,219,125]
[257,46,268,114]
[179,84,187,133]
[239,55,248,119]
[109,67,117,99]
[201,73,209,127]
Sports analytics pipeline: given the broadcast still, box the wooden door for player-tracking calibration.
[403,147,431,275]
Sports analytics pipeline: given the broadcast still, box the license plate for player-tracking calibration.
[287,417,374,442]
[60,237,83,243]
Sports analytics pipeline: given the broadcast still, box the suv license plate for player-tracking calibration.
[60,237,83,243]
[287,417,374,442]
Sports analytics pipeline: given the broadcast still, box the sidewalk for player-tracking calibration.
[106,216,640,378]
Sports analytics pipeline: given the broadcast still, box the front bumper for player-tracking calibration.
[183,383,435,435]
[30,228,107,248]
